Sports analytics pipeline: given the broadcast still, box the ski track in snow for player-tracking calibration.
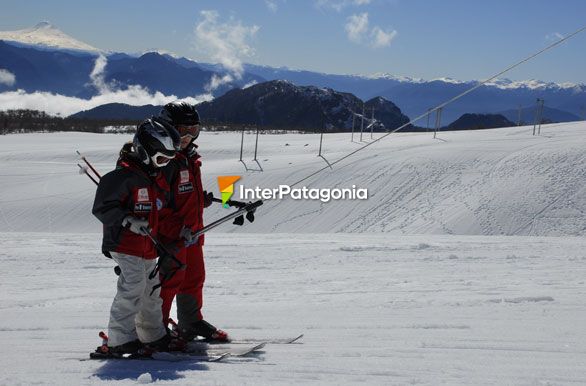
[0,233,585,385]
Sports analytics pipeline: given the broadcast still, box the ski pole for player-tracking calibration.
[142,226,186,296]
[78,164,99,186]
[190,200,263,240]
[209,196,256,224]
[141,226,185,271]
[77,150,102,179]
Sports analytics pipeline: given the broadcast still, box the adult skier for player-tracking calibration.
[92,118,182,354]
[157,101,229,342]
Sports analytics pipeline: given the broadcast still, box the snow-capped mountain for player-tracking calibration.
[1,22,585,122]
[0,21,101,53]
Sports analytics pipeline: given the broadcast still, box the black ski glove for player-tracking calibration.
[158,245,183,275]
[203,190,214,208]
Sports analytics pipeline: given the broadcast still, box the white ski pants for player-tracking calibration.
[107,252,167,346]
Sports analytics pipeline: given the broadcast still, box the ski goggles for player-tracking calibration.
[151,151,175,168]
[178,124,200,139]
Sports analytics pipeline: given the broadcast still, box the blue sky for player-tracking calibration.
[1,0,586,83]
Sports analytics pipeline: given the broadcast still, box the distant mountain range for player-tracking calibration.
[239,64,586,123]
[1,22,585,124]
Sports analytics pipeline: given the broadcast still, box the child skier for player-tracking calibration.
[92,118,181,354]
[157,101,229,342]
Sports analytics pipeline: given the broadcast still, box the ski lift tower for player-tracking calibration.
[533,98,544,135]
[370,106,375,139]
[426,108,432,132]
[351,110,356,142]
[360,103,365,141]
[433,107,443,139]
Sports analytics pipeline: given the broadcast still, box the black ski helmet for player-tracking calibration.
[160,101,200,127]
[133,118,180,168]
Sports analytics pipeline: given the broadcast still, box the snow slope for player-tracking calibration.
[0,122,585,235]
[0,124,585,385]
[0,233,585,385]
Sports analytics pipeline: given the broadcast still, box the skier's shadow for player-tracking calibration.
[93,359,209,381]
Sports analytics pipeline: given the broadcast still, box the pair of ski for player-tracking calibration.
[88,334,304,362]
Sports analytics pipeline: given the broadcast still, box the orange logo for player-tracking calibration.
[217,176,241,208]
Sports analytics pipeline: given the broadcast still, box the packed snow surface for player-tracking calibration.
[0,123,585,384]
[0,233,585,385]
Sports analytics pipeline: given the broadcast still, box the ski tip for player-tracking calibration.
[288,334,304,343]
[209,352,230,362]
[252,342,267,350]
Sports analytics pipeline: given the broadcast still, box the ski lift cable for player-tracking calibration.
[288,25,586,189]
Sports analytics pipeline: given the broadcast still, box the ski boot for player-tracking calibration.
[90,331,143,359]
[182,319,230,343]
[142,332,186,354]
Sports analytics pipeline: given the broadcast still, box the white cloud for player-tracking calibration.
[193,10,259,86]
[370,26,397,48]
[0,56,213,116]
[0,88,213,117]
[545,32,565,42]
[345,13,369,43]
[316,0,370,12]
[265,0,278,12]
[88,54,108,92]
[0,69,16,86]
[205,73,234,92]
[345,12,397,48]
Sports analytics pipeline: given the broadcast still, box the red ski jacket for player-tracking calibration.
[92,155,170,259]
[158,145,205,248]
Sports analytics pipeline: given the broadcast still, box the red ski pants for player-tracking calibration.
[160,244,205,326]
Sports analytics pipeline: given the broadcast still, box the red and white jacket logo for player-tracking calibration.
[180,170,190,183]
[137,188,150,202]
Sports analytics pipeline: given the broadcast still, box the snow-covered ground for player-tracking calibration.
[0,233,585,385]
[0,123,585,384]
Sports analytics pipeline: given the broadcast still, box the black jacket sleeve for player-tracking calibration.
[92,169,131,227]
[160,160,180,210]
